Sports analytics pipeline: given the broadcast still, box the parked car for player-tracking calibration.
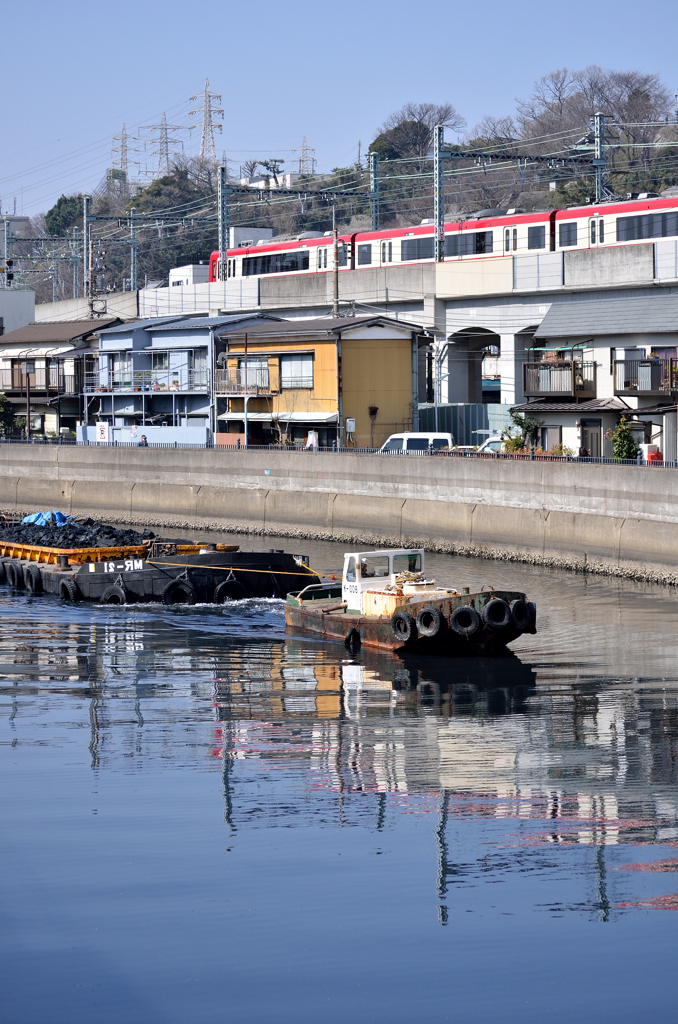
[454,435,505,453]
[379,432,454,453]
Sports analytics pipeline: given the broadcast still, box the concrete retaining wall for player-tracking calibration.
[2,444,678,581]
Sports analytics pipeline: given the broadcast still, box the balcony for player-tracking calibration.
[614,359,677,396]
[0,369,81,395]
[83,370,209,393]
[213,367,273,396]
[523,360,597,398]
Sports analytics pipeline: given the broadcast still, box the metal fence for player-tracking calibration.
[523,361,597,398]
[83,370,209,393]
[0,436,673,467]
[0,370,81,394]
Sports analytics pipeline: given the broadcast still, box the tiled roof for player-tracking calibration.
[535,294,678,339]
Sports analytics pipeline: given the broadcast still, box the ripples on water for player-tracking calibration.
[1,537,678,1022]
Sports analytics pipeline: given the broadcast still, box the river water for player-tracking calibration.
[2,534,678,1022]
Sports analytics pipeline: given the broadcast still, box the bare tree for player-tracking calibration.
[376,101,466,162]
[241,159,260,180]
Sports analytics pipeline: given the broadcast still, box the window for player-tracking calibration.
[512,228,518,251]
[337,243,347,267]
[382,436,403,451]
[280,354,313,389]
[431,437,450,449]
[345,556,357,582]
[318,249,322,269]
[360,555,390,578]
[151,352,168,370]
[559,222,577,247]
[445,231,493,257]
[393,552,421,574]
[324,248,328,268]
[406,437,430,450]
[242,249,310,276]
[401,236,435,261]
[528,225,545,249]
[505,228,510,252]
[381,240,392,263]
[617,211,678,241]
[358,243,372,265]
[599,220,605,243]
[591,220,596,244]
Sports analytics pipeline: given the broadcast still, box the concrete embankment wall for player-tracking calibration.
[2,444,678,582]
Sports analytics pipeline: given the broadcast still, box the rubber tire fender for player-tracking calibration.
[510,598,530,632]
[100,584,127,605]
[59,577,79,602]
[6,560,24,589]
[344,627,361,652]
[213,580,247,603]
[162,579,197,606]
[0,559,9,584]
[416,605,445,638]
[449,604,480,637]
[481,597,511,631]
[391,610,417,643]
[526,601,537,634]
[24,563,43,594]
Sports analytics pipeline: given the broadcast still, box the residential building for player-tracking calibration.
[0,318,119,435]
[80,313,279,444]
[216,316,423,448]
[512,294,678,458]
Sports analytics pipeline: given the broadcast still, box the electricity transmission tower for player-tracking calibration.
[141,112,183,177]
[293,137,316,175]
[189,79,223,164]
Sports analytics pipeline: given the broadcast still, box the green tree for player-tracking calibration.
[0,393,15,435]
[607,417,638,460]
[45,194,82,236]
[508,409,541,447]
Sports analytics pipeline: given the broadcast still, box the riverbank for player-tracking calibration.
[2,444,678,584]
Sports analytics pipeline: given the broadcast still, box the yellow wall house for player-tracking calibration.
[215,316,424,448]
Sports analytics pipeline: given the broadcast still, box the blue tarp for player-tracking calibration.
[21,511,73,527]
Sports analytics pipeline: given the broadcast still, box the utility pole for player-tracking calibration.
[71,226,80,299]
[189,80,223,165]
[594,111,606,203]
[332,203,339,316]
[369,151,379,231]
[3,221,11,288]
[83,195,91,308]
[129,207,137,291]
[218,165,231,281]
[433,125,445,262]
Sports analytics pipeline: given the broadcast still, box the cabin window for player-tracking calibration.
[445,231,493,257]
[431,437,450,449]
[599,220,605,243]
[559,222,578,247]
[324,248,328,268]
[512,228,518,251]
[345,556,357,582]
[591,220,596,244]
[318,249,322,269]
[393,552,422,574]
[360,555,390,578]
[358,243,372,265]
[528,225,545,249]
[406,437,430,450]
[280,354,313,389]
[505,228,510,252]
[382,436,403,451]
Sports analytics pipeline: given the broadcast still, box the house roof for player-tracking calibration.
[534,295,678,339]
[146,313,282,332]
[99,316,189,335]
[0,318,119,345]
[511,397,631,413]
[223,315,424,340]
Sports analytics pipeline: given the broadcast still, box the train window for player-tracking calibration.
[528,225,545,249]
[617,211,678,241]
[324,249,328,268]
[599,220,605,243]
[242,250,310,275]
[337,243,348,267]
[512,228,518,251]
[591,220,596,245]
[401,237,435,261]
[445,231,493,257]
[318,249,322,269]
[559,222,578,247]
[505,229,510,252]
[388,241,392,262]
[358,244,372,265]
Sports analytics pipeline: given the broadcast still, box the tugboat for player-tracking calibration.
[285,547,536,654]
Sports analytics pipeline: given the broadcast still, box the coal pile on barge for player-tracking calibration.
[0,519,157,549]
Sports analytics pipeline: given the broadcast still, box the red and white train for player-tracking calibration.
[208,193,678,282]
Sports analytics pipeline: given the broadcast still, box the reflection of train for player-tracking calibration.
[209,194,678,282]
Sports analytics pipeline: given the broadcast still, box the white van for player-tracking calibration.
[380,432,454,453]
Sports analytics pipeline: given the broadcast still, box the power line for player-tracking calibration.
[189,79,223,165]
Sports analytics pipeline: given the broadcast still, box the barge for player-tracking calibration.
[285,547,536,654]
[0,533,316,604]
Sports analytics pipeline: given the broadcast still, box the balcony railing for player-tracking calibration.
[523,360,597,398]
[0,369,81,394]
[614,358,677,396]
[214,367,272,395]
[83,370,209,393]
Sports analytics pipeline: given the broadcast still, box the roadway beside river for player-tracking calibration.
[1,443,678,584]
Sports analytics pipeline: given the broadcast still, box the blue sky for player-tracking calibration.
[3,0,678,216]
